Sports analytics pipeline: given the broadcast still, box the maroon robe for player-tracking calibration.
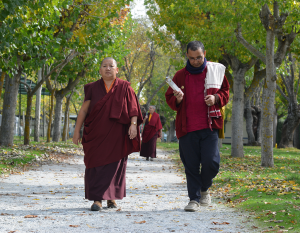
[140,112,162,158]
[82,78,142,201]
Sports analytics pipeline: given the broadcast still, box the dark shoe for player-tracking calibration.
[146,157,149,161]
[107,200,117,208]
[91,201,102,211]
[184,200,200,212]
[150,158,153,161]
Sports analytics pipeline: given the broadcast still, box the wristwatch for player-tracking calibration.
[131,122,137,125]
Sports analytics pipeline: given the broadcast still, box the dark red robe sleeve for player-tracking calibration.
[216,75,230,107]
[126,86,140,118]
[84,83,92,102]
[165,72,183,111]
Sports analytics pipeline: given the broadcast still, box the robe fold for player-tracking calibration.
[140,112,162,158]
[82,78,142,201]
[82,78,143,169]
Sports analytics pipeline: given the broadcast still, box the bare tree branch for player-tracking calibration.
[276,84,289,102]
[280,73,292,99]
[20,81,31,93]
[235,23,266,64]
[146,65,172,106]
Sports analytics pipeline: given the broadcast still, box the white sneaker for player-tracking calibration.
[184,200,200,212]
[199,191,211,206]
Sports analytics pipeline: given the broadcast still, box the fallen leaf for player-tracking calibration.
[134,220,146,224]
[212,222,230,225]
[69,225,80,227]
[24,215,38,218]
[1,213,13,216]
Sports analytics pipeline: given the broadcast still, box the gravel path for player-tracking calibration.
[0,149,256,233]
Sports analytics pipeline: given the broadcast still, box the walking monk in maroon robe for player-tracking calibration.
[72,57,143,211]
[140,106,162,161]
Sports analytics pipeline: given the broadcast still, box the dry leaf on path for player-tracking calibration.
[24,215,38,218]
[69,225,80,227]
[134,220,146,224]
[212,222,230,225]
[1,213,13,216]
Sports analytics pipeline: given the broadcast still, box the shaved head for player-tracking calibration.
[100,57,117,67]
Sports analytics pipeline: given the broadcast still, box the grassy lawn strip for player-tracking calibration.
[0,137,82,175]
[157,142,300,232]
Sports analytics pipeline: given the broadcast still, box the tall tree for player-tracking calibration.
[236,1,300,166]
[34,69,42,142]
[277,53,300,148]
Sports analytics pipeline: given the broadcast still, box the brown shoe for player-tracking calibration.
[107,200,117,208]
[91,201,102,211]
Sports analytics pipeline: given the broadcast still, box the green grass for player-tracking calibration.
[158,142,300,232]
[157,142,179,151]
[0,136,80,175]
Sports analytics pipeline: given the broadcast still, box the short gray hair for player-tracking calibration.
[150,105,156,110]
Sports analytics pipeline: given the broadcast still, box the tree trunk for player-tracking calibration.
[244,99,255,145]
[0,70,22,146]
[257,109,262,144]
[167,119,175,142]
[62,94,72,142]
[231,72,245,157]
[24,95,33,145]
[218,138,223,151]
[261,11,276,167]
[0,71,6,102]
[278,103,300,148]
[293,123,300,149]
[50,68,86,142]
[52,93,63,142]
[34,69,42,141]
[47,90,55,142]
[273,107,277,147]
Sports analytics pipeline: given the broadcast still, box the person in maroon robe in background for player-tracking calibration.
[72,57,143,211]
[140,106,162,161]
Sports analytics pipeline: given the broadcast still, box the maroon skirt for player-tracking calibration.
[140,131,158,158]
[84,157,127,201]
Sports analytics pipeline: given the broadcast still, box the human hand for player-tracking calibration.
[173,90,184,104]
[72,131,81,145]
[205,95,215,107]
[128,124,137,139]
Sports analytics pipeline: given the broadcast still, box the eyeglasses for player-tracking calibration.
[188,56,204,62]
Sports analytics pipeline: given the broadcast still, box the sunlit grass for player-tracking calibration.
[159,142,300,232]
[0,136,79,175]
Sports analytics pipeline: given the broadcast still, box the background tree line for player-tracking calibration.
[1,0,300,168]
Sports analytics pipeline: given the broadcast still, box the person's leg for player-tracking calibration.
[199,128,220,191]
[179,131,202,202]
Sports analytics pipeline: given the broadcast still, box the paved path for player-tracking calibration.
[0,150,255,232]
